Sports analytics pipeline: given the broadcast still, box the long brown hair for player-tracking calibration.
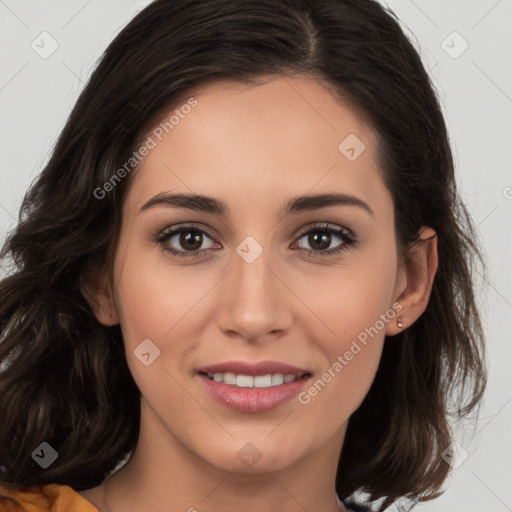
[0,0,487,509]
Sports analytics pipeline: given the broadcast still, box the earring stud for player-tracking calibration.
[397,317,404,329]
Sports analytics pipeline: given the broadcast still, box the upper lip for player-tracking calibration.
[198,360,310,378]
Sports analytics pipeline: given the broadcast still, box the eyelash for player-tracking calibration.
[153,222,358,259]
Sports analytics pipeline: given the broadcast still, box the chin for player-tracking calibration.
[195,437,306,474]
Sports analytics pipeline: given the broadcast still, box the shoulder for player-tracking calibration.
[0,483,98,512]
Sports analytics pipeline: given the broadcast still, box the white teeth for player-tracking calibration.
[236,374,254,388]
[223,372,236,385]
[205,372,302,388]
[271,374,284,386]
[254,374,272,388]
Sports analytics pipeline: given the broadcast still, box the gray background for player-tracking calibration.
[0,1,511,511]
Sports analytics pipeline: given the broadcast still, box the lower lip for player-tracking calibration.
[199,374,310,413]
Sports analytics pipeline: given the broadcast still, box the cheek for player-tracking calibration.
[297,240,398,349]
[295,244,397,415]
[112,235,197,333]
[112,239,217,385]
[111,248,199,409]
[297,284,388,428]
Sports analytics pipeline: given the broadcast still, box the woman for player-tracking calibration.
[0,0,487,511]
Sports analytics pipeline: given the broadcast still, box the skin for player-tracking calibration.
[79,74,438,512]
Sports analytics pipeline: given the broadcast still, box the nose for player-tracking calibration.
[215,239,293,343]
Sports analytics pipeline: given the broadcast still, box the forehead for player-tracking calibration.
[126,75,389,217]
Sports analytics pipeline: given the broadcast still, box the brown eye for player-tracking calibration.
[294,223,357,257]
[154,225,219,258]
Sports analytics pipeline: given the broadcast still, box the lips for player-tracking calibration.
[197,360,312,413]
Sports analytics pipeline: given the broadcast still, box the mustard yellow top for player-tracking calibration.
[0,484,98,512]
[0,484,370,511]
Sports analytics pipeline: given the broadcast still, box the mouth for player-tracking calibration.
[197,360,312,412]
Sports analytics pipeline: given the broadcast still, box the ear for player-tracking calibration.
[386,226,438,336]
[80,265,120,326]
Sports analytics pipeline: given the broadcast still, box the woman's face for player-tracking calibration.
[103,75,408,474]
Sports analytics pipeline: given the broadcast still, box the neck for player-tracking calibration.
[87,399,348,512]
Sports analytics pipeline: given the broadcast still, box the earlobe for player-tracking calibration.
[79,266,120,326]
[386,227,438,336]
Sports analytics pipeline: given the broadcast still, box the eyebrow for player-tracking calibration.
[140,192,374,217]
